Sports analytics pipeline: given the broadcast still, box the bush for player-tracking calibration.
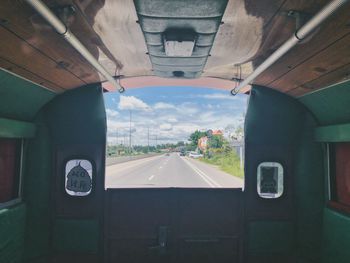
[200,150,244,178]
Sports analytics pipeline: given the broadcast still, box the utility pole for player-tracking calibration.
[129,110,132,155]
[115,127,118,156]
[116,127,118,146]
[147,127,150,153]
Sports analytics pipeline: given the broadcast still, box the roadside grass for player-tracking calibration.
[199,151,244,179]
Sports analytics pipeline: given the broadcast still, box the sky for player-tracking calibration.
[103,86,248,146]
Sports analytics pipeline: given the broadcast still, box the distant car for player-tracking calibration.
[188,152,203,158]
[179,151,186,156]
[165,153,170,156]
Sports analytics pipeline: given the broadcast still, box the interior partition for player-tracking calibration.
[104,188,243,263]
[244,86,324,263]
[44,84,107,263]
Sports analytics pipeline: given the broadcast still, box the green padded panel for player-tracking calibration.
[322,208,350,263]
[245,86,324,262]
[53,219,99,253]
[0,69,55,121]
[294,114,324,262]
[0,117,36,138]
[0,204,26,263]
[299,80,350,126]
[46,84,106,258]
[0,69,55,261]
[245,85,305,145]
[248,221,295,254]
[315,123,350,142]
[23,116,52,261]
[46,84,106,145]
[300,80,350,263]
[244,86,301,262]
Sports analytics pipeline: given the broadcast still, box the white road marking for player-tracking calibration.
[148,175,155,181]
[159,166,163,169]
[182,158,222,188]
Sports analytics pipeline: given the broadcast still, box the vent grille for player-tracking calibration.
[134,0,228,78]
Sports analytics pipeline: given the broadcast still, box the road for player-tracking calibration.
[105,153,243,188]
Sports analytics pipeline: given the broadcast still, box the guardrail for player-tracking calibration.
[106,153,163,166]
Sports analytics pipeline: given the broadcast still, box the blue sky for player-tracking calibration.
[104,86,247,145]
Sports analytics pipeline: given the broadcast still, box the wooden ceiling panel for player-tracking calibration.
[0,57,63,92]
[287,63,350,97]
[0,26,87,89]
[203,0,350,97]
[0,0,109,91]
[249,0,329,66]
[254,3,350,87]
[0,0,348,96]
[268,33,350,94]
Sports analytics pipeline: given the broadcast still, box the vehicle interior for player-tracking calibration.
[0,0,350,262]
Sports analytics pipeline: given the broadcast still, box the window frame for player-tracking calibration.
[327,142,350,215]
[0,139,24,209]
[257,162,284,199]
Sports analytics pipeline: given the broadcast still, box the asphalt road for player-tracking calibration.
[105,153,244,188]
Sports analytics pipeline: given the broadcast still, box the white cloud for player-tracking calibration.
[173,123,201,133]
[106,109,119,118]
[167,118,178,123]
[105,91,247,145]
[107,120,134,130]
[176,102,199,116]
[198,111,216,122]
[118,96,150,111]
[153,102,176,110]
[159,123,173,131]
[198,93,234,100]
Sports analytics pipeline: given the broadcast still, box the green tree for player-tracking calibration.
[189,130,207,147]
[208,135,224,148]
[176,141,185,147]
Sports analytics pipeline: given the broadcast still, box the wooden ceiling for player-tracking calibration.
[251,0,350,97]
[0,0,349,96]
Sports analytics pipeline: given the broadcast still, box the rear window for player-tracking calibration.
[104,87,246,189]
[0,138,22,204]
